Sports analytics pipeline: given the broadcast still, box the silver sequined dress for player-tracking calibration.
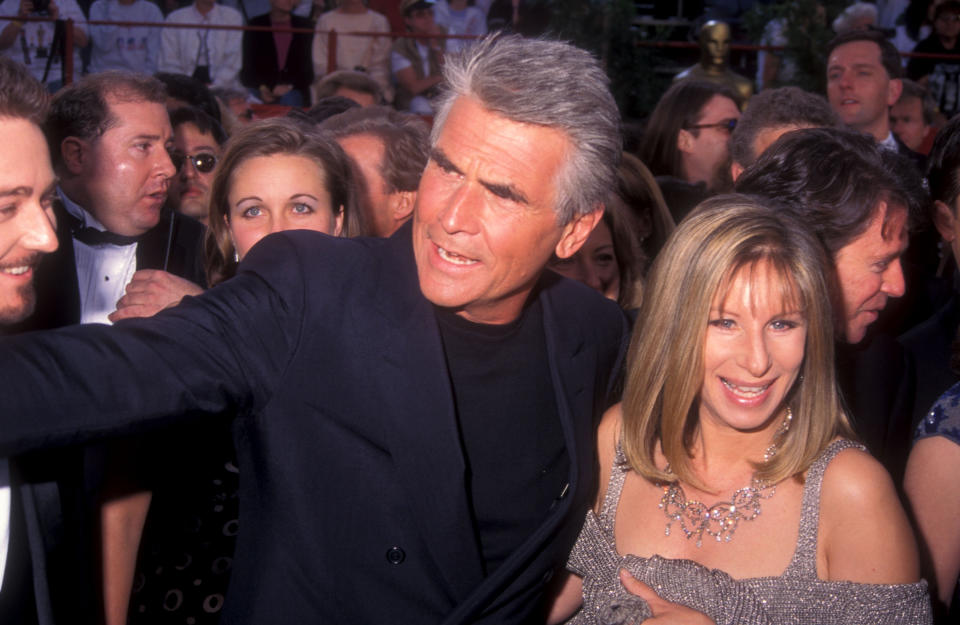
[566,439,932,625]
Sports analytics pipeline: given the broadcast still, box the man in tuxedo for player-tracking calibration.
[0,58,99,625]
[17,70,206,332]
[0,34,626,623]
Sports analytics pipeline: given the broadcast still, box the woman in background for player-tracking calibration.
[105,117,362,625]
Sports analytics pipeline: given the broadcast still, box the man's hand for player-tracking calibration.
[619,569,717,625]
[109,269,203,322]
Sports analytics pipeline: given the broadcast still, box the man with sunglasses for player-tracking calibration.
[675,88,740,194]
[18,71,207,331]
[166,107,226,227]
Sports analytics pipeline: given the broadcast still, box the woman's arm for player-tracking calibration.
[545,404,623,624]
[819,446,920,584]
[904,435,960,609]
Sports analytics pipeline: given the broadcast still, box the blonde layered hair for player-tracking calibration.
[621,195,855,491]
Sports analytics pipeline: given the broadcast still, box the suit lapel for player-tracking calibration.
[368,230,485,601]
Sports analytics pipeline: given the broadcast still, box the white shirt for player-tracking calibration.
[61,190,137,326]
[880,131,900,152]
[158,2,244,88]
[0,0,87,87]
[88,0,164,74]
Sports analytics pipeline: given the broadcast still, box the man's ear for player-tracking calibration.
[390,190,416,222]
[887,78,903,107]
[554,205,603,260]
[730,160,744,182]
[933,200,957,242]
[60,137,87,175]
[677,128,693,154]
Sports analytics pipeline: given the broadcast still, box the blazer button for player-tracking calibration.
[386,546,406,565]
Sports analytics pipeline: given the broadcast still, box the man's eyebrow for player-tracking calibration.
[430,147,462,175]
[479,179,528,205]
[0,186,30,198]
[430,147,529,205]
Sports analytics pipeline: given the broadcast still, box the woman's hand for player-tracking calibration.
[109,270,204,321]
[619,569,717,625]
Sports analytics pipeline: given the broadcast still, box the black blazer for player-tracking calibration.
[241,14,314,102]
[0,225,628,624]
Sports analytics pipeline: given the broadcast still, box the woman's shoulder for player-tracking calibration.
[817,439,920,584]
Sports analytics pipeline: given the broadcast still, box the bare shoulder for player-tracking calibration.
[818,442,920,584]
[594,403,623,513]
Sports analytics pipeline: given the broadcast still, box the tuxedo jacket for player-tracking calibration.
[0,225,628,624]
[240,14,315,101]
[1,202,205,623]
[14,202,207,333]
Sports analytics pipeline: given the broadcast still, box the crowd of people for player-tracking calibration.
[0,0,549,114]
[0,1,958,624]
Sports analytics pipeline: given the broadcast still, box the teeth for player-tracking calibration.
[721,378,770,398]
[437,246,478,265]
[0,266,29,275]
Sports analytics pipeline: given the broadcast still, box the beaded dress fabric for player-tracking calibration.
[567,439,932,625]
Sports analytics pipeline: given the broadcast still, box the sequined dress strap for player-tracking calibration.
[782,438,865,578]
[595,438,630,539]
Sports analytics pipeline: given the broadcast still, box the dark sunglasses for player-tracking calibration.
[686,118,738,133]
[169,150,218,174]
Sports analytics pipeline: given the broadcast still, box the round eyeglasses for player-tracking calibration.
[170,150,218,174]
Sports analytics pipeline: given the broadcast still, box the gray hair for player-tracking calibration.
[431,34,622,225]
[832,2,877,34]
[729,87,840,168]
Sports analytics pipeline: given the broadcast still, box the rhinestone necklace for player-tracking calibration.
[658,407,792,548]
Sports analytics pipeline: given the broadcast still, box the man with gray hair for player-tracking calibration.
[0,34,626,623]
[729,86,840,181]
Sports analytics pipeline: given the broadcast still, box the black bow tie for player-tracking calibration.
[72,227,140,247]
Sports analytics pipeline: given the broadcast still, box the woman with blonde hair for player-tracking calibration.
[550,195,930,624]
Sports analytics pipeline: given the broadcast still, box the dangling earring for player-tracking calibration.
[234,250,239,263]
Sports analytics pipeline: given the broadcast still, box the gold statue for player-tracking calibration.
[674,20,754,107]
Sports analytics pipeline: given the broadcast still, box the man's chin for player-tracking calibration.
[0,285,35,325]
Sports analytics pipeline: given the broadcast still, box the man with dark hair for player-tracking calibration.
[321,105,429,237]
[736,126,919,480]
[729,86,839,180]
[638,79,740,222]
[891,79,937,155]
[166,106,226,226]
[0,34,625,623]
[24,71,206,331]
[826,29,918,161]
[392,0,446,114]
[737,127,911,344]
[0,57,98,625]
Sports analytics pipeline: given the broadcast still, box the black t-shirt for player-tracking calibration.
[908,35,960,117]
[435,297,569,576]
